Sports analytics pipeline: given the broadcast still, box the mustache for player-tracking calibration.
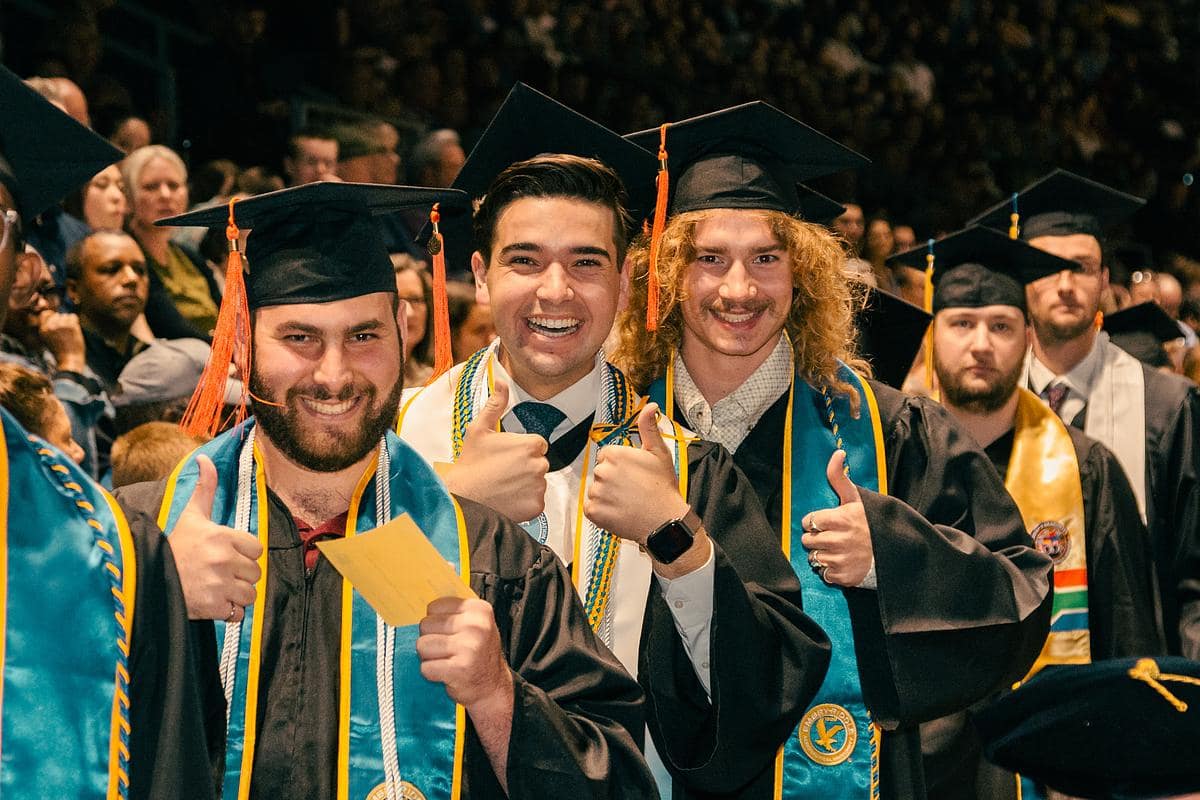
[291,384,366,402]
[704,299,772,314]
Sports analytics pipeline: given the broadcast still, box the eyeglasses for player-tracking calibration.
[1131,269,1155,285]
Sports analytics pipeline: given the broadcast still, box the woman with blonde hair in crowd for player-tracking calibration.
[122,145,221,339]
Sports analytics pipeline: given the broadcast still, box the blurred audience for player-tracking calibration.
[109,421,207,489]
[446,280,495,363]
[284,128,339,186]
[0,362,86,465]
[393,254,434,385]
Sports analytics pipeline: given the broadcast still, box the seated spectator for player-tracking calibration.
[864,214,898,291]
[109,421,207,489]
[408,128,465,188]
[334,120,400,184]
[392,254,433,384]
[446,280,495,363]
[0,362,86,465]
[832,201,865,255]
[190,159,240,206]
[64,231,152,390]
[1,245,107,475]
[64,164,127,232]
[122,145,221,338]
[283,127,339,186]
[236,166,285,195]
[893,222,916,253]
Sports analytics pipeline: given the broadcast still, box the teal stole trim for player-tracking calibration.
[1,407,131,799]
[781,366,879,798]
[159,421,462,799]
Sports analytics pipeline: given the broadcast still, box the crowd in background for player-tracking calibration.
[2,0,1199,485]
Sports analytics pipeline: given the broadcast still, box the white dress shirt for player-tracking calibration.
[1027,339,1106,424]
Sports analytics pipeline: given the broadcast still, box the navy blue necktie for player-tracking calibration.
[512,401,567,442]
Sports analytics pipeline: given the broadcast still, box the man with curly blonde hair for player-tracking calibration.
[617,103,1053,800]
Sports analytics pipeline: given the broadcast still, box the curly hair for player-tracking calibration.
[612,208,869,412]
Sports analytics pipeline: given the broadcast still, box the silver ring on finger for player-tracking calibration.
[818,565,834,586]
[804,514,823,534]
[808,550,826,571]
[225,601,239,623]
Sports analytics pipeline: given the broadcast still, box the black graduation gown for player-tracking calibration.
[693,379,1054,800]
[127,509,219,800]
[638,441,833,799]
[921,424,1165,800]
[117,482,656,799]
[1061,365,1200,658]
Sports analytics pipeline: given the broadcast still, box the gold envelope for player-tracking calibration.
[317,512,475,627]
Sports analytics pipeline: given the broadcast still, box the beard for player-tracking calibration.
[936,354,1024,415]
[1030,304,1098,346]
[249,369,405,473]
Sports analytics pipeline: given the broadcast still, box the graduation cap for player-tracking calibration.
[420,82,659,284]
[1102,301,1184,368]
[797,183,847,224]
[0,65,123,219]
[161,181,468,436]
[974,657,1200,799]
[968,169,1145,242]
[889,226,1077,314]
[853,285,931,389]
[625,102,867,329]
[625,101,868,218]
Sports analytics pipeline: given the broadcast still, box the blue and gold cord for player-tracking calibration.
[33,436,131,799]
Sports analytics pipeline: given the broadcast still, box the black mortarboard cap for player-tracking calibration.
[0,65,123,219]
[797,183,847,224]
[853,285,931,389]
[889,226,1076,313]
[974,657,1200,799]
[1103,301,1184,368]
[968,169,1145,241]
[624,102,868,216]
[420,82,659,275]
[160,181,467,308]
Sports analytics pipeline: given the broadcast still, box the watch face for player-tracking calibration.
[646,518,694,565]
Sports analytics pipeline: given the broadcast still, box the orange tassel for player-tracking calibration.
[1094,309,1104,331]
[181,198,251,437]
[426,203,454,383]
[1008,193,1020,240]
[923,241,936,391]
[645,123,670,332]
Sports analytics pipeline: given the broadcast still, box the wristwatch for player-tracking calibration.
[645,508,702,565]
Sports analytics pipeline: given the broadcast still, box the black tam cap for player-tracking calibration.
[624,102,868,216]
[889,226,1076,313]
[160,181,467,308]
[853,285,931,389]
[968,169,1145,242]
[1103,301,1184,368]
[0,65,122,219]
[974,657,1200,799]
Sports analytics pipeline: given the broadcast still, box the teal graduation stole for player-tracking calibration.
[650,361,885,800]
[1,407,136,800]
[158,421,466,800]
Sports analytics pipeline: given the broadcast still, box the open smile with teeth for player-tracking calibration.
[526,316,582,337]
[300,397,361,416]
[712,308,763,324]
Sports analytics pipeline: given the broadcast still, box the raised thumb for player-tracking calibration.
[184,454,218,520]
[637,403,669,455]
[826,449,861,505]
[474,376,510,431]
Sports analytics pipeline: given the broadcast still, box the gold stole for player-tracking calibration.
[1005,388,1091,676]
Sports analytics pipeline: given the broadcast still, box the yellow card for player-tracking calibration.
[317,513,475,627]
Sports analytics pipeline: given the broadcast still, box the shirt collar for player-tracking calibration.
[492,348,603,428]
[1027,334,1105,398]
[673,334,793,451]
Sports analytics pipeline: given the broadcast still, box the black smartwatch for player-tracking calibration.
[645,508,701,565]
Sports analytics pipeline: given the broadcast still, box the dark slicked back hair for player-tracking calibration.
[472,153,632,269]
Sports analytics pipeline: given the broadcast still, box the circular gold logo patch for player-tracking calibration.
[798,703,857,765]
[367,781,427,800]
[1032,520,1071,563]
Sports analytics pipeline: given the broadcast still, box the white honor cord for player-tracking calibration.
[372,441,403,799]
[219,426,258,724]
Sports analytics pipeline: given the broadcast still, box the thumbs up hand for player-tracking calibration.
[799,450,874,588]
[442,378,550,524]
[168,454,264,620]
[585,404,705,570]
